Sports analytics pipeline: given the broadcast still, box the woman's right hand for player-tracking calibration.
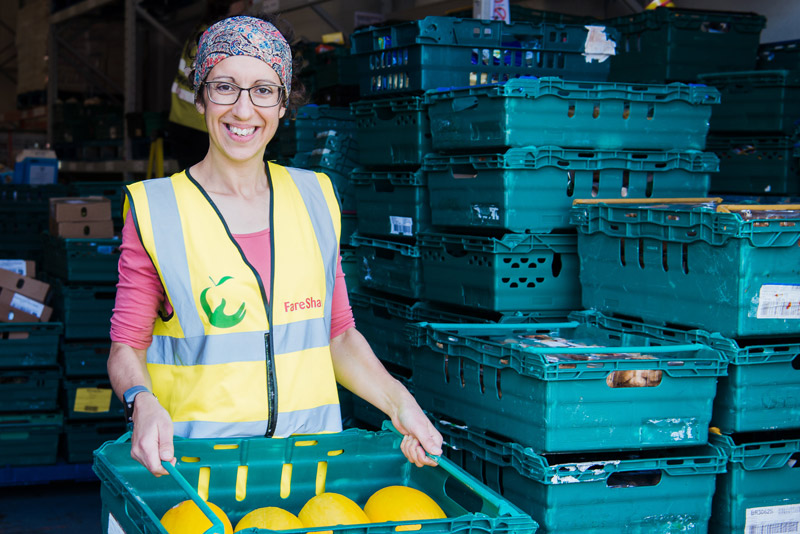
[129,392,176,476]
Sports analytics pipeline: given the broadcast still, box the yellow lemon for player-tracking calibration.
[298,492,369,533]
[364,486,446,524]
[234,507,303,532]
[160,499,233,534]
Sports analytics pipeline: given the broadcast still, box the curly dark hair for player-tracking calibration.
[189,12,308,112]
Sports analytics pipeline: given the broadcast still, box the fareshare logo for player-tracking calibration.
[200,276,246,328]
[284,297,322,313]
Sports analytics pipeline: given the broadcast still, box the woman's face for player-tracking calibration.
[197,55,286,166]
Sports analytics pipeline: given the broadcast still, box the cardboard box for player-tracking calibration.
[0,268,50,302]
[51,220,115,239]
[0,289,53,322]
[50,196,112,223]
[0,260,36,278]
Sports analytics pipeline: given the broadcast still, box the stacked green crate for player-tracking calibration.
[698,70,800,196]
[0,322,63,467]
[0,184,69,262]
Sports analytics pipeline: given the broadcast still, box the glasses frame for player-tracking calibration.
[203,81,286,108]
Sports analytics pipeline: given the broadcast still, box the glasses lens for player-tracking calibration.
[207,82,239,105]
[249,85,283,107]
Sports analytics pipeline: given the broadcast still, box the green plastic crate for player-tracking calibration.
[42,234,121,283]
[351,17,617,97]
[424,148,715,233]
[419,232,579,313]
[341,212,357,247]
[0,368,60,412]
[606,7,766,83]
[426,77,719,152]
[340,246,358,291]
[705,135,800,196]
[61,340,111,377]
[50,279,116,340]
[438,420,726,534]
[280,105,357,157]
[351,235,423,299]
[93,427,539,534]
[0,413,62,467]
[571,199,800,337]
[64,420,126,464]
[62,377,123,421]
[698,70,800,134]
[758,39,800,71]
[409,318,724,452]
[0,322,62,367]
[352,168,431,239]
[709,430,800,534]
[583,311,800,433]
[0,184,69,216]
[351,96,431,166]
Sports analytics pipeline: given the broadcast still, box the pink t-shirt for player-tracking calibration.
[110,211,355,349]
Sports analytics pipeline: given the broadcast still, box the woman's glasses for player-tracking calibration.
[204,81,285,108]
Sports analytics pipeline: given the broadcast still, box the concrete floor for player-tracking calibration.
[0,480,103,534]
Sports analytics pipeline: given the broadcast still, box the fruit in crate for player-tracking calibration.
[234,506,303,532]
[364,486,446,523]
[160,499,233,534]
[299,492,370,531]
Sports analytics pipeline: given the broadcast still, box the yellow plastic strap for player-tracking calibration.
[716,204,800,213]
[572,197,723,206]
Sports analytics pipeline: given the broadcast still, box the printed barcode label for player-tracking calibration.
[0,260,27,276]
[757,285,800,319]
[745,504,800,534]
[10,292,44,317]
[390,216,413,236]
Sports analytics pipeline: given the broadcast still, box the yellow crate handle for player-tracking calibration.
[716,204,800,213]
[572,197,723,206]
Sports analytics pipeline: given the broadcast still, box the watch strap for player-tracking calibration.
[123,385,151,423]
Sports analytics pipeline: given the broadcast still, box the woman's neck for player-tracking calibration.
[190,154,268,197]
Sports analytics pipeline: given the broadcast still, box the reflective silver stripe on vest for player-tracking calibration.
[148,332,267,365]
[143,178,206,337]
[173,420,268,439]
[285,166,338,339]
[273,404,343,438]
[272,317,329,354]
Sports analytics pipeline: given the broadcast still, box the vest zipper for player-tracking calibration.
[264,167,279,437]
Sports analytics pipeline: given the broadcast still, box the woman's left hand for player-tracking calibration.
[392,401,444,468]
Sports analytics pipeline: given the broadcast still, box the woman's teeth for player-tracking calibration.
[229,125,255,136]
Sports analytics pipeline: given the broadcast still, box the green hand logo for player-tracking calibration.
[200,276,247,328]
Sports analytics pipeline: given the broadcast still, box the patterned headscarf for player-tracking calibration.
[193,16,292,102]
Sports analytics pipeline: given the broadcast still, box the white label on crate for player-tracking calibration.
[0,260,27,276]
[29,164,57,185]
[744,503,800,534]
[108,513,126,534]
[10,293,44,318]
[583,26,616,63]
[757,285,800,319]
[390,216,413,236]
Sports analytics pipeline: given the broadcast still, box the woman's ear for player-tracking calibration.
[196,99,205,115]
[279,105,286,119]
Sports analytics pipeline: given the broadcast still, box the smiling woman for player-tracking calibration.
[106,13,443,479]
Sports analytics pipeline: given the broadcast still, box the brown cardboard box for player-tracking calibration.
[0,259,36,278]
[50,196,112,223]
[0,268,50,302]
[0,289,53,322]
[51,220,115,239]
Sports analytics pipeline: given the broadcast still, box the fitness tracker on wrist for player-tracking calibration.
[123,385,152,423]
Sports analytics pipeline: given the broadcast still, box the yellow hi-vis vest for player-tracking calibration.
[124,163,343,439]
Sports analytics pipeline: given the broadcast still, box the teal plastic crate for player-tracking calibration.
[0,413,63,467]
[50,279,116,340]
[0,368,60,412]
[419,232,579,313]
[341,212,357,247]
[64,420,126,464]
[758,39,800,71]
[61,340,111,377]
[62,377,124,421]
[438,420,726,534]
[0,322,62,367]
[698,70,800,134]
[351,96,431,166]
[706,135,800,195]
[409,319,724,452]
[351,168,431,239]
[93,427,539,534]
[351,234,423,299]
[709,430,800,534]
[577,311,800,434]
[606,7,766,83]
[42,234,121,283]
[571,199,800,337]
[340,246,358,291]
[426,77,719,152]
[0,184,69,216]
[279,105,357,157]
[424,148,715,233]
[351,17,617,97]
